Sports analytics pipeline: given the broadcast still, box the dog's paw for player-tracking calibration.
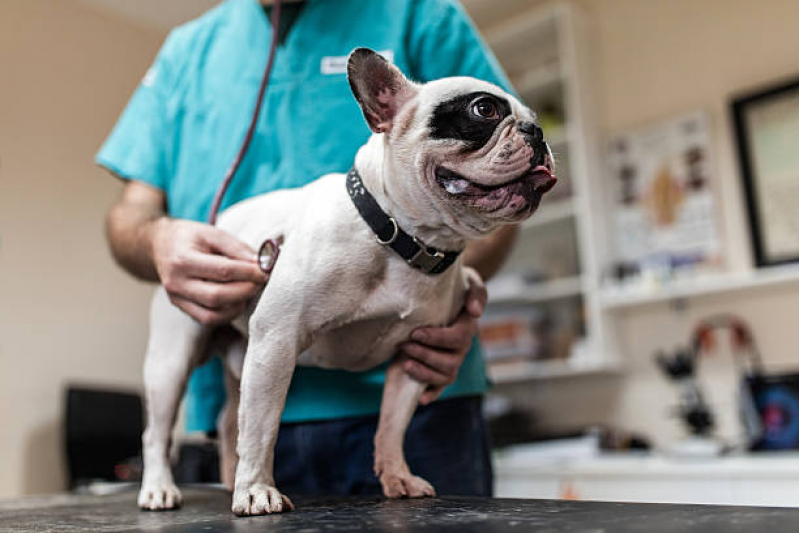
[231,483,294,516]
[138,483,183,511]
[380,472,436,498]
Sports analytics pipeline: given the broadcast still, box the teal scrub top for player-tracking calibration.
[97,0,513,431]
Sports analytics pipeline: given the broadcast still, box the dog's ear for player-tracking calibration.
[347,48,417,134]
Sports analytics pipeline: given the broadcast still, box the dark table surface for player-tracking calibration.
[3,485,799,532]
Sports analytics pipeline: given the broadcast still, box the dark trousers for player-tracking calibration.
[273,395,493,497]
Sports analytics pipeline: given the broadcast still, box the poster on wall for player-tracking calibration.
[606,111,723,273]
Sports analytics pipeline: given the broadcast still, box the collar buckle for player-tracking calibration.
[407,238,445,274]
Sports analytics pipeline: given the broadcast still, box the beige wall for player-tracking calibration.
[510,0,799,447]
[0,0,163,497]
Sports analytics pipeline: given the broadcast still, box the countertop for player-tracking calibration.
[494,449,799,478]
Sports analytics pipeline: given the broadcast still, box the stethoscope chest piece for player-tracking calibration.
[258,238,281,274]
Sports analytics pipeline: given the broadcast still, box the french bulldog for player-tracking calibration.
[137,48,555,515]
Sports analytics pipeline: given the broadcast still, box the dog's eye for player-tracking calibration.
[472,99,498,119]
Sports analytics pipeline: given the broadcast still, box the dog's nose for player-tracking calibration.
[518,121,548,166]
[518,121,543,143]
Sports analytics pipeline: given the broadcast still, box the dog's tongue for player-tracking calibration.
[529,166,557,193]
[497,167,557,200]
[472,167,558,212]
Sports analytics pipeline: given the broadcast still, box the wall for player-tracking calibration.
[0,0,164,497]
[492,0,799,448]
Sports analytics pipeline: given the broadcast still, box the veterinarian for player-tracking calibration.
[99,0,517,496]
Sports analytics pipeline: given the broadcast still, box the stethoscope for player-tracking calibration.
[207,0,283,274]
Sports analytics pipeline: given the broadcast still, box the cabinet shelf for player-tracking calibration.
[514,63,564,96]
[599,264,799,311]
[470,1,606,384]
[484,9,558,52]
[488,275,584,305]
[522,197,576,229]
[489,358,616,384]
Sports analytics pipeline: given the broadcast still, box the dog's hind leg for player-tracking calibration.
[218,335,245,491]
[138,287,210,511]
[373,358,435,498]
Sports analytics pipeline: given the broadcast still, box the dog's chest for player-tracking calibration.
[300,263,464,371]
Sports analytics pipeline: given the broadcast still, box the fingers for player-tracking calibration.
[410,311,477,352]
[153,219,267,285]
[199,226,259,262]
[403,354,452,387]
[404,356,449,406]
[170,295,248,326]
[179,279,262,310]
[183,251,267,284]
[420,386,445,406]
[402,291,484,404]
[402,343,460,384]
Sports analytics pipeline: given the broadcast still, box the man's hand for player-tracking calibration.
[401,275,488,405]
[400,226,517,404]
[151,218,267,325]
[105,181,266,326]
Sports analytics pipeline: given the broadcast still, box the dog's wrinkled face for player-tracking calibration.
[348,48,556,238]
[425,80,556,221]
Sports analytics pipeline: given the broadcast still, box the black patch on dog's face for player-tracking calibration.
[429,91,512,150]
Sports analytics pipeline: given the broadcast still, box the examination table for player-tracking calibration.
[3,485,799,532]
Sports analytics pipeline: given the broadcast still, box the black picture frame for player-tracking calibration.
[732,75,799,268]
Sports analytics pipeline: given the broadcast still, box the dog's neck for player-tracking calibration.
[353,136,471,253]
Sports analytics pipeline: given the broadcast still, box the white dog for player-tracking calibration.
[137,48,556,516]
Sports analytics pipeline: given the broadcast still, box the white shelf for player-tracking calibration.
[522,197,576,229]
[494,451,799,506]
[488,275,584,305]
[483,7,558,52]
[514,63,564,95]
[473,2,609,383]
[600,264,799,311]
[488,358,616,384]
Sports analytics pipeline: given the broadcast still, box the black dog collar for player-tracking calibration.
[346,167,461,275]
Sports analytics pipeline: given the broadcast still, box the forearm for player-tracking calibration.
[462,225,518,281]
[105,191,165,282]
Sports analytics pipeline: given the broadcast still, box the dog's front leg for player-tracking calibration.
[374,358,435,498]
[231,331,297,516]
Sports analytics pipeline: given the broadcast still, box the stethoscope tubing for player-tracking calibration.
[207,0,283,226]
[207,0,283,274]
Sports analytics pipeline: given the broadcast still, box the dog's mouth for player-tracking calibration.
[435,165,557,218]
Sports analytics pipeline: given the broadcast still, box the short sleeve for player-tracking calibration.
[406,0,514,94]
[95,30,187,190]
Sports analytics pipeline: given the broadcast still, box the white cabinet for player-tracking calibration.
[494,451,799,507]
[469,1,617,383]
